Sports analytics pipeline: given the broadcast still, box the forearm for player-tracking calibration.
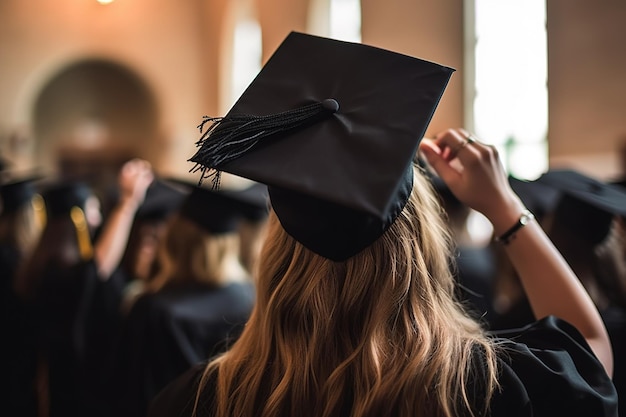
[419,132,613,374]
[93,198,139,280]
[497,212,613,376]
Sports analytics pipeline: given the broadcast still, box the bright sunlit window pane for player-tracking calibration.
[473,0,548,179]
[231,20,262,108]
[330,0,361,42]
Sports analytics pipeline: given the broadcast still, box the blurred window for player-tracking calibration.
[230,19,262,108]
[467,0,548,179]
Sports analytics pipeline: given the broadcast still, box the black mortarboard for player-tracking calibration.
[508,176,560,221]
[135,179,189,222]
[229,182,270,222]
[175,181,269,234]
[41,181,93,218]
[189,32,454,260]
[0,176,39,213]
[536,169,626,244]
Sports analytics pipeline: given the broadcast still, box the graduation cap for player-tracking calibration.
[189,32,454,260]
[41,181,93,218]
[39,180,95,259]
[174,181,269,235]
[508,176,560,221]
[231,182,270,222]
[134,179,189,222]
[536,169,626,245]
[0,176,39,213]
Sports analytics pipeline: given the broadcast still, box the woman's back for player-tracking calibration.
[113,281,255,417]
[149,211,616,417]
[112,181,266,417]
[148,32,617,417]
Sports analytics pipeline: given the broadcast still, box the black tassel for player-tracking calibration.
[189,99,339,188]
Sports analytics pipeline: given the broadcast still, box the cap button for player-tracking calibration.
[322,99,339,113]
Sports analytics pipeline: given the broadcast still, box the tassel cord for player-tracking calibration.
[194,102,329,166]
[190,100,338,189]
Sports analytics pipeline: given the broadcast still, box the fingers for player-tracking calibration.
[419,138,462,186]
[119,159,154,204]
[122,159,153,181]
[421,128,527,223]
[434,128,484,163]
[419,128,483,183]
[123,158,153,176]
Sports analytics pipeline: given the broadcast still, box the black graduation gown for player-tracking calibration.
[110,281,255,417]
[147,316,618,417]
[603,306,626,417]
[490,300,626,416]
[488,316,618,416]
[2,244,39,417]
[35,260,125,417]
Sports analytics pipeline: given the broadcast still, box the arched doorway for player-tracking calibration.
[32,59,160,187]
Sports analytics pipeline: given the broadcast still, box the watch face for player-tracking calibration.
[520,211,535,225]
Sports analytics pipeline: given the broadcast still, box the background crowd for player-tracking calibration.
[3,139,625,417]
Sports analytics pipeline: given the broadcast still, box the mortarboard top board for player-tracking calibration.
[0,175,41,213]
[41,181,93,218]
[536,169,626,244]
[189,32,454,260]
[168,179,269,235]
[134,179,189,222]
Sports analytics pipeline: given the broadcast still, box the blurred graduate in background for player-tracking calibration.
[110,180,267,417]
[490,169,626,415]
[119,178,189,310]
[1,174,44,417]
[14,158,153,417]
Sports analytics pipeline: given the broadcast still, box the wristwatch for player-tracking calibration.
[494,209,535,245]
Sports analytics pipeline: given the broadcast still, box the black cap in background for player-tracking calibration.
[508,175,560,221]
[226,182,269,223]
[41,181,93,218]
[172,180,269,235]
[536,169,626,245]
[189,31,454,260]
[0,176,40,213]
[134,179,189,223]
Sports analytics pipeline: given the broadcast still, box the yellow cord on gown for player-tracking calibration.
[70,206,93,261]
[31,194,46,231]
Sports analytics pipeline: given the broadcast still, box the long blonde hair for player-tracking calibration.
[146,215,248,293]
[198,168,499,417]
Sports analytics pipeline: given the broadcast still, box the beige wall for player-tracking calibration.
[547,0,626,179]
[0,0,208,176]
[0,0,624,180]
[361,0,464,138]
